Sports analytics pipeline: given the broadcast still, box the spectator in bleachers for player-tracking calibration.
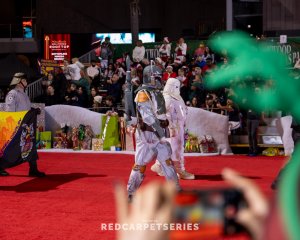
[177,68,189,103]
[158,37,171,64]
[64,83,79,106]
[189,82,204,106]
[162,65,177,83]
[132,40,145,63]
[62,59,72,81]
[77,86,88,108]
[44,85,59,106]
[92,95,103,112]
[88,87,99,109]
[68,58,84,81]
[204,94,222,114]
[87,59,100,87]
[103,63,115,80]
[76,69,90,96]
[194,43,205,58]
[100,95,116,114]
[106,73,122,103]
[100,37,114,68]
[115,62,126,84]
[174,37,187,64]
[217,98,241,133]
[204,46,214,63]
[190,96,200,108]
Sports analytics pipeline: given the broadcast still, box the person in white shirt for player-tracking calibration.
[68,58,84,81]
[132,40,145,63]
[87,60,100,86]
[159,37,171,63]
[174,38,187,63]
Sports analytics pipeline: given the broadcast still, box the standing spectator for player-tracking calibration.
[174,37,187,63]
[158,37,171,63]
[76,69,90,96]
[68,58,84,81]
[247,109,264,156]
[100,37,114,69]
[87,60,100,87]
[62,59,72,81]
[106,73,122,103]
[194,43,205,58]
[132,40,145,63]
[1,72,45,177]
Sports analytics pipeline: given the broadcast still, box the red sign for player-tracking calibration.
[44,34,71,62]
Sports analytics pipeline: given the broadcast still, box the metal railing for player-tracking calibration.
[26,77,44,101]
[79,48,161,64]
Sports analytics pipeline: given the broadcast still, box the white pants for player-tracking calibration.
[127,130,180,195]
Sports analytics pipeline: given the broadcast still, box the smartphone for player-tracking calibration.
[170,188,248,240]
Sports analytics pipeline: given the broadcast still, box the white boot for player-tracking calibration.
[150,162,164,176]
[174,161,195,180]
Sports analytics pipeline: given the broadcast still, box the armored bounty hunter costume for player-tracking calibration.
[125,60,180,198]
[0,73,45,177]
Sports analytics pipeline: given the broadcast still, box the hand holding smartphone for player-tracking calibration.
[171,188,248,239]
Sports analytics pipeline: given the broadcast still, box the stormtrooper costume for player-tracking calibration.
[127,66,180,197]
[151,78,195,180]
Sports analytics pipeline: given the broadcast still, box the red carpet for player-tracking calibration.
[0,153,286,240]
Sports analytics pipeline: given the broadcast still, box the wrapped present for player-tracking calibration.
[39,131,52,149]
[262,147,280,156]
[199,135,217,153]
[92,138,103,151]
[184,134,200,153]
[53,137,63,149]
[101,115,121,151]
[82,125,94,150]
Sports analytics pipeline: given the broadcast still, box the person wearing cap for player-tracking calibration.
[0,73,46,177]
[159,37,171,63]
[162,65,177,82]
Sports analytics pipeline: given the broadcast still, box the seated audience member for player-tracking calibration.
[77,86,88,108]
[103,63,115,80]
[87,60,100,87]
[92,95,103,112]
[44,85,59,106]
[162,65,177,82]
[88,87,99,108]
[64,83,79,106]
[107,73,122,103]
[204,94,221,113]
[190,96,200,108]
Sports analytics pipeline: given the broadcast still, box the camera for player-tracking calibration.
[171,188,248,239]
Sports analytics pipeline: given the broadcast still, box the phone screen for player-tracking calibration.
[170,189,247,240]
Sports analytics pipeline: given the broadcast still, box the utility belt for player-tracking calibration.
[138,118,169,132]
